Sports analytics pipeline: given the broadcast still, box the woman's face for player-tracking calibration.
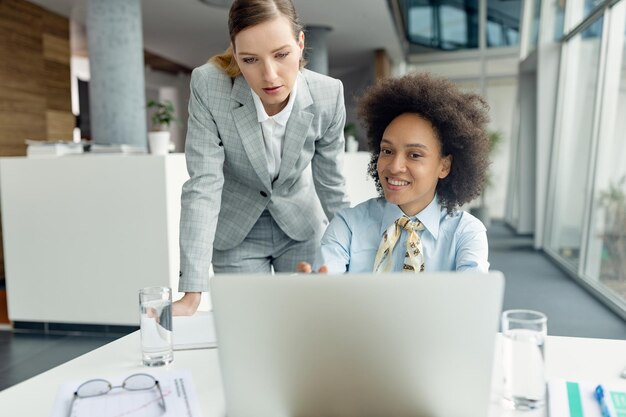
[233,16,304,116]
[376,113,452,216]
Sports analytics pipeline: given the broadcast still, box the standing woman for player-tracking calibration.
[174,0,350,315]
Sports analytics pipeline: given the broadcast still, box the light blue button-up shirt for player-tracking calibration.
[318,196,489,273]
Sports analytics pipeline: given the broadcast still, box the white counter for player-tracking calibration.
[0,154,189,325]
[342,151,378,206]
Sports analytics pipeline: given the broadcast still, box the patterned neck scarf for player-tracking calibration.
[373,215,425,273]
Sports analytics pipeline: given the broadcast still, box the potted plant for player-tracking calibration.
[147,99,176,155]
[470,130,504,228]
[597,176,626,284]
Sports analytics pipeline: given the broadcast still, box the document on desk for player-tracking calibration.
[173,310,217,350]
[549,379,626,417]
[50,369,204,417]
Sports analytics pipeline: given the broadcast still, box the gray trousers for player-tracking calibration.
[212,210,321,273]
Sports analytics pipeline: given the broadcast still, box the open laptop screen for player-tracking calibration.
[210,271,504,417]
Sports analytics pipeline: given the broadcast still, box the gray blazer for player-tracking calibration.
[179,63,350,292]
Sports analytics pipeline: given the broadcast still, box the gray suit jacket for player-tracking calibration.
[179,63,350,291]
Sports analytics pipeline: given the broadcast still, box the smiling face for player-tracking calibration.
[233,15,304,116]
[376,113,452,216]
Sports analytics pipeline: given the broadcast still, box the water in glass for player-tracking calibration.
[502,327,546,409]
[140,295,173,366]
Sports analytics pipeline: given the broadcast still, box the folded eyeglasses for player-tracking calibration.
[67,373,166,417]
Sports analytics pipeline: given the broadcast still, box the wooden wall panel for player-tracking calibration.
[0,0,72,151]
[0,111,47,143]
[42,6,69,38]
[0,289,8,324]
[42,6,72,136]
[0,0,44,33]
[0,86,46,114]
[374,48,391,80]
[43,33,70,64]
[46,110,74,139]
[0,32,45,94]
[45,60,71,112]
[0,85,47,147]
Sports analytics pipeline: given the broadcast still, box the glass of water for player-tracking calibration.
[501,309,547,410]
[139,287,173,366]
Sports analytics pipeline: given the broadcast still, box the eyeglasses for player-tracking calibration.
[67,373,166,417]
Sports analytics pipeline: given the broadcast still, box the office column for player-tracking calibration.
[304,25,331,75]
[86,0,147,147]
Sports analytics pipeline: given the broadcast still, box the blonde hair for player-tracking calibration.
[208,0,304,78]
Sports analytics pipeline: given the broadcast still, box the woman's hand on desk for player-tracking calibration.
[172,292,201,316]
[296,262,328,274]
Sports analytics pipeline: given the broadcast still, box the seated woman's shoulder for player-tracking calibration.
[449,209,487,232]
[338,197,386,221]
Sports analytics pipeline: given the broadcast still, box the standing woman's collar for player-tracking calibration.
[232,75,254,108]
[293,69,313,111]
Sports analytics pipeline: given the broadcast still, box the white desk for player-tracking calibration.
[1,333,625,416]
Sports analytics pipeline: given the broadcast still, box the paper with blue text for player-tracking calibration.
[549,379,626,417]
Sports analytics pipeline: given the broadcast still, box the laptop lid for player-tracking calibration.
[210,271,505,417]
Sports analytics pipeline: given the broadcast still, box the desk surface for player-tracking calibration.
[1,332,625,416]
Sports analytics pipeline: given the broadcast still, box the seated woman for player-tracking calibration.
[300,72,492,274]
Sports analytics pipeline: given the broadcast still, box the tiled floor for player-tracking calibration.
[492,246,626,339]
[0,221,624,393]
[0,332,123,391]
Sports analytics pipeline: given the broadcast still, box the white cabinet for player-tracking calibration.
[342,151,378,206]
[0,154,189,325]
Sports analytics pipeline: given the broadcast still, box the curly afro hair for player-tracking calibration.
[357,72,491,214]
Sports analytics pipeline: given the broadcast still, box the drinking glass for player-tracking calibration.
[501,309,548,410]
[139,286,173,366]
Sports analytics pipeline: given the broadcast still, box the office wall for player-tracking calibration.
[145,68,191,153]
[0,0,73,156]
[331,63,376,152]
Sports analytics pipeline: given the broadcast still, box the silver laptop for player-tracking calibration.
[210,271,504,417]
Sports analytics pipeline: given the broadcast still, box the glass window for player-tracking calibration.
[487,20,505,46]
[548,17,604,269]
[584,7,626,302]
[401,0,480,50]
[568,0,606,31]
[507,28,520,45]
[486,0,521,47]
[409,6,434,39]
[530,0,542,51]
[584,0,602,15]
[554,0,566,41]
[441,5,469,47]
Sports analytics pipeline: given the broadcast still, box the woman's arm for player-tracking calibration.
[176,66,227,314]
[455,216,490,272]
[311,79,350,221]
[317,209,353,273]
